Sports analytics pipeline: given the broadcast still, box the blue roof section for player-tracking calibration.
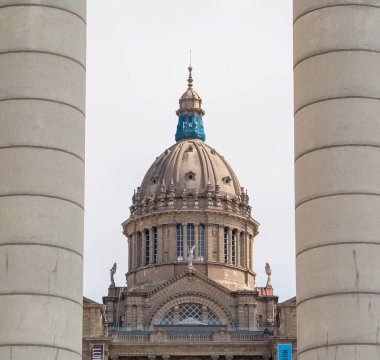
[175,114,206,142]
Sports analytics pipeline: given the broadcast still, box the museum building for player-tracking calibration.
[82,67,297,360]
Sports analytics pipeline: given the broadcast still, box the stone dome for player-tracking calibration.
[140,139,242,199]
[181,88,201,100]
[130,139,251,218]
[123,66,257,293]
[129,66,251,217]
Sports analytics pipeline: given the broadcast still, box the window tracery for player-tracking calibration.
[159,303,222,325]
[176,224,183,260]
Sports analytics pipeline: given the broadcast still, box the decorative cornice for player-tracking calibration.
[122,207,259,231]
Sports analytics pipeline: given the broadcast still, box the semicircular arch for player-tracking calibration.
[148,292,234,327]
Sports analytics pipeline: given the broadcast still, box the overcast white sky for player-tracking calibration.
[85,0,294,303]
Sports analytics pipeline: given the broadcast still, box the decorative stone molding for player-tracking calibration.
[148,291,234,327]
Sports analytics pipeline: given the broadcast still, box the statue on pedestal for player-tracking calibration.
[110,262,117,288]
[265,262,272,288]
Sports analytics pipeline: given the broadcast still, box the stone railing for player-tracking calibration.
[114,333,150,342]
[231,332,264,341]
[111,330,266,343]
[167,333,212,341]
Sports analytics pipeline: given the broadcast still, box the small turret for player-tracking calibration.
[175,66,206,142]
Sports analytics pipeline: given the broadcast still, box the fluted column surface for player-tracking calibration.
[294,1,380,359]
[0,1,86,359]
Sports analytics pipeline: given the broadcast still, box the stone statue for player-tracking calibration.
[187,244,196,270]
[265,262,272,288]
[110,262,117,287]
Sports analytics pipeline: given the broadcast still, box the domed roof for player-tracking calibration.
[181,88,201,100]
[129,66,251,217]
[139,139,242,199]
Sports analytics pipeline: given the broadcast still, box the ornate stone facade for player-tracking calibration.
[83,67,297,360]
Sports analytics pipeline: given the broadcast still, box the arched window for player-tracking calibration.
[136,231,142,267]
[198,224,205,261]
[240,232,244,267]
[224,227,229,263]
[187,223,194,250]
[144,229,150,265]
[159,303,223,325]
[177,224,183,260]
[161,309,173,325]
[232,229,237,265]
[153,226,158,263]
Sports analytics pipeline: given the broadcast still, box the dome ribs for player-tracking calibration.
[194,140,208,192]
[173,141,185,184]
[203,142,219,190]
[130,140,251,217]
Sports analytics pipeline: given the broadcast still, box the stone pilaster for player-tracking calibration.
[202,305,208,324]
[248,303,256,330]
[173,306,179,324]
[127,236,132,272]
[236,231,241,267]
[157,225,163,263]
[248,235,253,270]
[168,224,177,261]
[218,225,224,263]
[208,224,217,261]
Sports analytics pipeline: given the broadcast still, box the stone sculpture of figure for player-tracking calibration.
[265,262,272,288]
[110,262,117,288]
[187,244,196,270]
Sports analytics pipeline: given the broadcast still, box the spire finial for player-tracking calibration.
[187,50,193,88]
[187,67,193,89]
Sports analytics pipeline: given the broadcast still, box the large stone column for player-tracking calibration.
[294,1,380,359]
[0,2,86,359]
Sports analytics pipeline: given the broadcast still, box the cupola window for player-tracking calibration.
[136,231,142,267]
[153,226,158,264]
[187,224,195,250]
[176,224,183,260]
[224,227,229,264]
[232,229,237,265]
[145,229,150,265]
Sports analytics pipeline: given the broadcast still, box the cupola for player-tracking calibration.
[175,66,206,142]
